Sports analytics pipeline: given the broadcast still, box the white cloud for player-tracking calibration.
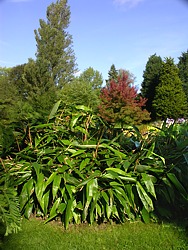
[113,0,144,8]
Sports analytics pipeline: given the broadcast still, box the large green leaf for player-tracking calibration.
[58,203,66,214]
[113,191,132,219]
[65,198,74,229]
[64,173,80,186]
[75,105,92,111]
[40,190,50,215]
[83,179,98,221]
[106,204,112,219]
[35,173,45,205]
[48,100,61,120]
[45,172,57,187]
[89,192,100,224]
[33,162,41,181]
[124,184,135,209]
[106,168,126,176]
[24,202,33,219]
[167,173,188,199]
[141,207,150,223]
[135,165,151,173]
[70,114,81,129]
[141,173,156,199]
[80,158,90,171]
[65,184,73,199]
[136,182,154,212]
[86,178,98,197]
[19,179,34,211]
[106,168,137,183]
[145,142,155,158]
[101,191,109,204]
[77,171,101,188]
[52,174,61,200]
[44,197,61,224]
[102,144,127,159]
[71,149,86,157]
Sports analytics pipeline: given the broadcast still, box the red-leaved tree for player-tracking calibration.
[98,72,150,126]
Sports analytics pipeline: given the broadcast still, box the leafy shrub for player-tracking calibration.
[153,122,188,220]
[1,103,188,230]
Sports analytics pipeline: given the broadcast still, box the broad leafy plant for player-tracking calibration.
[2,102,165,228]
[1,102,188,229]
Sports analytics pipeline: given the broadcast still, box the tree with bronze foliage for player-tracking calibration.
[98,72,150,127]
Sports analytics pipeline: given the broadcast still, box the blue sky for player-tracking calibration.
[0,0,188,89]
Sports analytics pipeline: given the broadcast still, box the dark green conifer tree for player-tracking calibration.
[152,57,187,120]
[106,64,118,85]
[178,50,188,103]
[140,54,163,119]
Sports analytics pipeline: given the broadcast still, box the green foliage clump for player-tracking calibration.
[153,122,188,220]
[60,67,103,111]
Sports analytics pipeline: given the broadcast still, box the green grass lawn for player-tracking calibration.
[1,218,188,250]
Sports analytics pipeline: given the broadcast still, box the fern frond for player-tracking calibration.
[0,186,21,236]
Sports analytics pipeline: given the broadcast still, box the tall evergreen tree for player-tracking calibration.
[140,54,163,119]
[21,0,77,120]
[34,0,77,88]
[152,57,187,120]
[177,50,188,102]
[106,64,118,85]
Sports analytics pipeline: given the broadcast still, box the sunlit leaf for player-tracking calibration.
[48,100,61,120]
[65,198,74,229]
[141,173,156,199]
[52,174,61,200]
[136,182,154,212]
